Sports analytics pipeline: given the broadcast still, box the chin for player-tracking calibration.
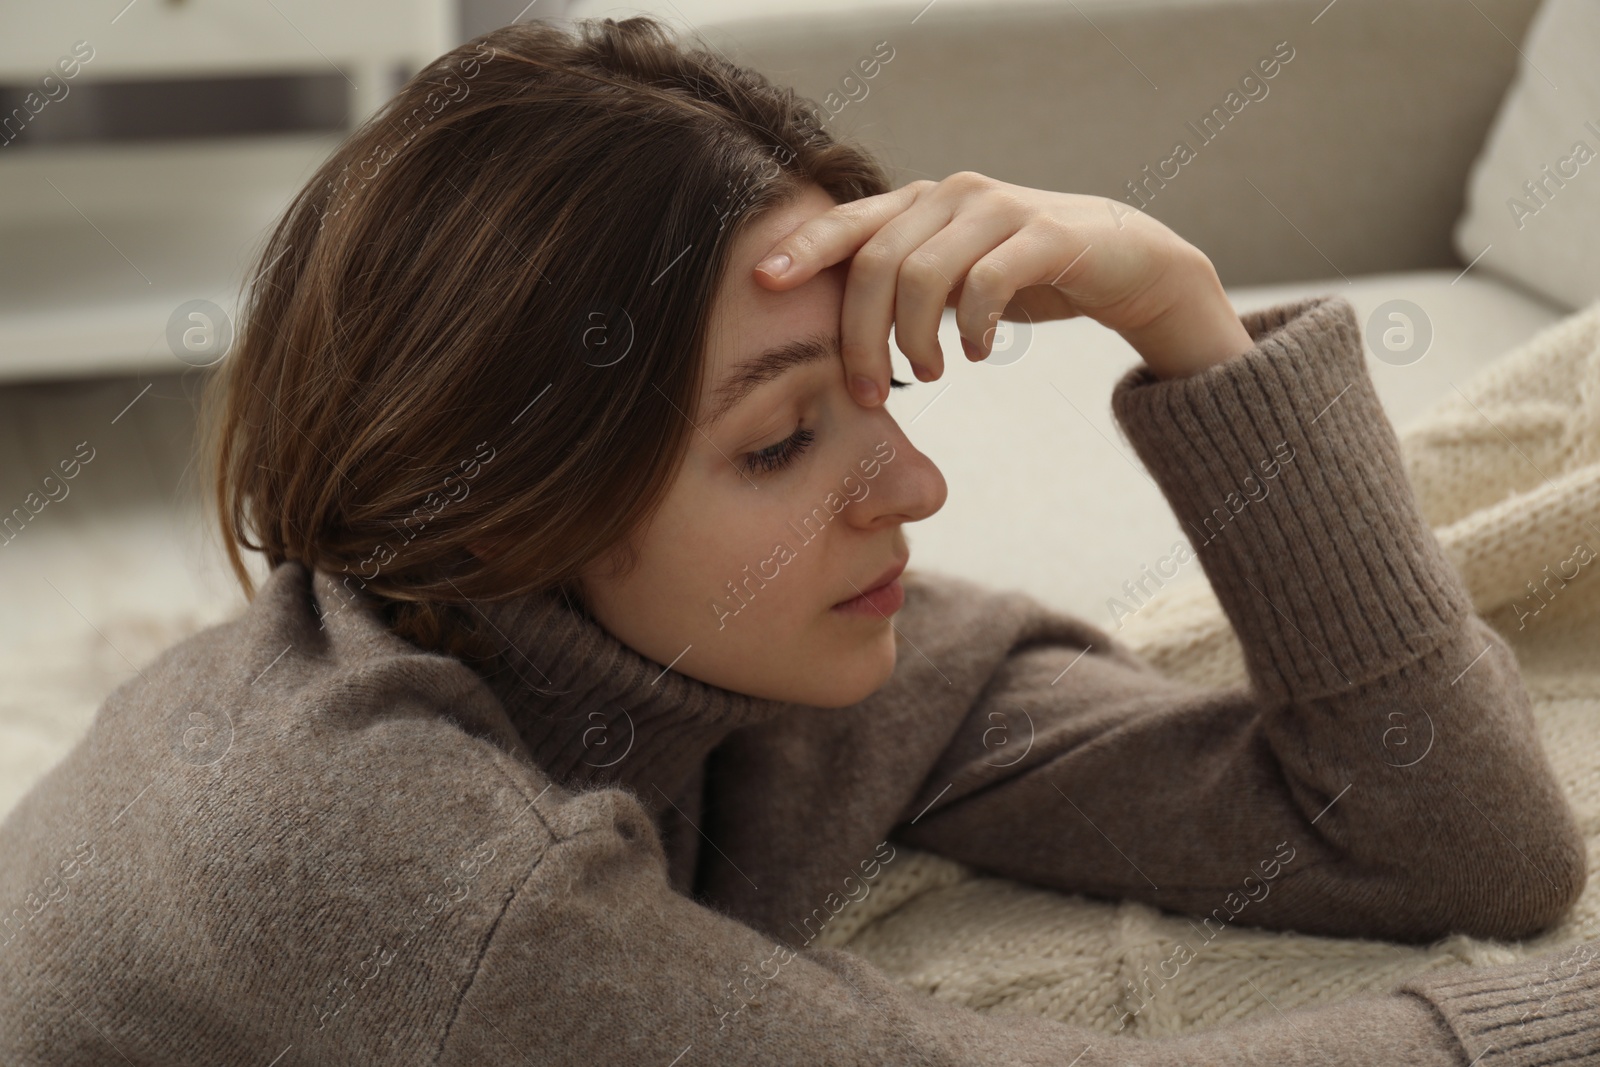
[717,624,899,707]
[792,635,898,708]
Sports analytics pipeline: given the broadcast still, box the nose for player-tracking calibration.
[846,420,947,530]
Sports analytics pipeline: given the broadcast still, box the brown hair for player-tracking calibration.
[199,15,891,662]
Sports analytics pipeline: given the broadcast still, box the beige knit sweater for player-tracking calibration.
[2,294,1597,1065]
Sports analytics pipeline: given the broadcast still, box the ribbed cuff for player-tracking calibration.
[1398,940,1600,1066]
[1108,294,1475,704]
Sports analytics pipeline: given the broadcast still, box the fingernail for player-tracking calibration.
[756,253,791,277]
[961,336,982,361]
[850,374,880,405]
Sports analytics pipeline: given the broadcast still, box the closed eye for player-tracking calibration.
[743,426,814,475]
[739,376,912,476]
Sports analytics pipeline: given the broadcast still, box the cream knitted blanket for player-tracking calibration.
[810,298,1600,1039]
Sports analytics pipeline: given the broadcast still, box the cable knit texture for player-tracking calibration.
[0,295,1596,1065]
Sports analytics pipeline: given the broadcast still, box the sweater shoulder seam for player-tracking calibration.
[430,755,598,1064]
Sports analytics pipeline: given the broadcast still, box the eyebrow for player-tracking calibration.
[701,331,840,429]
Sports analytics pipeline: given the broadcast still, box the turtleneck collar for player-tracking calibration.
[463,584,801,812]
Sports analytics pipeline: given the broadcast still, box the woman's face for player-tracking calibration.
[578,182,948,708]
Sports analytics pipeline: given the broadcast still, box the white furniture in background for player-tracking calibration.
[0,0,454,381]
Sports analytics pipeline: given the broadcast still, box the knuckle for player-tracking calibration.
[838,336,878,369]
[849,240,897,276]
[1179,238,1218,278]
[784,228,824,261]
[963,257,1009,294]
[1151,217,1198,259]
[992,191,1031,219]
[1150,232,1213,295]
[900,249,947,290]
[945,169,992,193]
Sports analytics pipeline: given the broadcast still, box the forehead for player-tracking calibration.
[701,183,846,402]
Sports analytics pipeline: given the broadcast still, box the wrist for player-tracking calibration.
[1123,264,1255,380]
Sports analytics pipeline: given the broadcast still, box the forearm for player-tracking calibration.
[1107,294,1585,937]
[893,294,1584,943]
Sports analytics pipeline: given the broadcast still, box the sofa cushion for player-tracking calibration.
[1453,0,1600,312]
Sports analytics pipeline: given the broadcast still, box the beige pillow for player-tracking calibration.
[1453,0,1600,312]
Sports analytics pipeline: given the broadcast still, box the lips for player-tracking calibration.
[836,554,908,607]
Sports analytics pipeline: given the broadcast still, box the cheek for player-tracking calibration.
[580,441,894,702]
[649,474,833,630]
[667,491,801,604]
[596,479,745,609]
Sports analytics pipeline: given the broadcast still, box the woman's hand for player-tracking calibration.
[752,171,1257,403]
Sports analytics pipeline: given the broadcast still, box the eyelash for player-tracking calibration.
[741,376,912,475]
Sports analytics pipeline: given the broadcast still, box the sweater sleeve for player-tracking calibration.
[436,778,1600,1066]
[888,294,1587,945]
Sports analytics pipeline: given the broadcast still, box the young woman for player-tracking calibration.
[2,15,1597,1066]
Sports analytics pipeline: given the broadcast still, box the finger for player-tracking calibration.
[894,211,1023,379]
[954,221,1090,358]
[752,182,932,290]
[838,200,955,403]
